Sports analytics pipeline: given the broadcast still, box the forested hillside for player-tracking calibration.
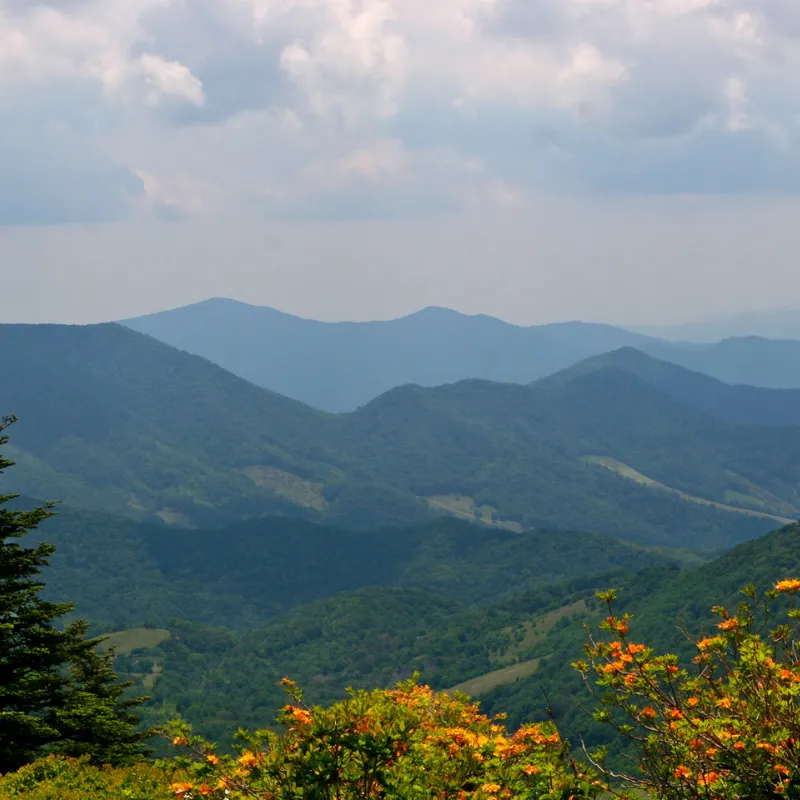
[544,346,800,427]
[477,522,800,752]
[101,519,800,749]
[35,508,678,630]
[3,323,799,549]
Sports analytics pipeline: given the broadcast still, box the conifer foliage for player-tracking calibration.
[0,415,150,773]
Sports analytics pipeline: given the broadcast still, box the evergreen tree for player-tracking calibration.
[47,631,153,765]
[0,415,150,772]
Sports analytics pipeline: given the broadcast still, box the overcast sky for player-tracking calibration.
[2,0,800,325]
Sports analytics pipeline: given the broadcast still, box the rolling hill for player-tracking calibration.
[0,322,429,530]
[542,347,800,427]
[3,322,800,548]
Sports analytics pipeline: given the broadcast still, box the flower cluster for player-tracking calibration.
[577,580,800,799]
[164,678,604,799]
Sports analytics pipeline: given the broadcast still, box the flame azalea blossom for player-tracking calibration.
[580,582,800,800]
[164,677,606,800]
[674,766,691,779]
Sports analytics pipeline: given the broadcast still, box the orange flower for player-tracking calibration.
[198,785,214,796]
[624,674,637,686]
[717,618,740,631]
[733,740,746,750]
[206,754,219,765]
[238,751,260,769]
[523,764,540,775]
[674,766,691,779]
[606,617,629,635]
[687,697,699,707]
[775,579,800,593]
[667,708,683,720]
[171,783,194,796]
[697,637,721,651]
[284,705,313,725]
[482,783,501,794]
[716,697,733,709]
[640,707,657,719]
[698,771,720,787]
[666,665,679,676]
[774,764,791,776]
[172,736,188,747]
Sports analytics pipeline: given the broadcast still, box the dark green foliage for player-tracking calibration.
[135,587,519,743]
[34,510,678,630]
[0,417,149,771]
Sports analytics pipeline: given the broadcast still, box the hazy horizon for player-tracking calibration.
[5,197,800,330]
[4,1,800,329]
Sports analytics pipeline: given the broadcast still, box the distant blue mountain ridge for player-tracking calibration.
[121,298,800,412]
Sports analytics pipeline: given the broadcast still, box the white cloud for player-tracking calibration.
[140,53,206,106]
[278,0,408,123]
[2,0,800,224]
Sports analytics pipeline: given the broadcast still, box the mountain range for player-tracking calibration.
[4,304,800,756]
[3,321,800,549]
[122,298,800,411]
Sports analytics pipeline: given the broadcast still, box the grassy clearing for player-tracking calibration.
[426,495,523,533]
[496,601,588,665]
[449,659,541,696]
[581,456,796,525]
[240,465,328,510]
[101,628,171,655]
[447,601,589,696]
[723,489,766,509]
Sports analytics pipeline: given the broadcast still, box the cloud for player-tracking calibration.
[2,0,800,224]
[140,53,206,107]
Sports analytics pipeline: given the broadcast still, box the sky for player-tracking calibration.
[2,0,800,325]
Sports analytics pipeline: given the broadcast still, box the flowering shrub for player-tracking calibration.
[576,581,800,799]
[164,678,604,799]
[0,754,176,799]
